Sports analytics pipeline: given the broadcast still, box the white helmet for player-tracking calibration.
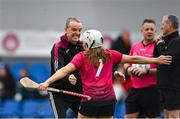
[81,29,103,50]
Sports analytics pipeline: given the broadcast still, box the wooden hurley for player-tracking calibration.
[20,77,91,100]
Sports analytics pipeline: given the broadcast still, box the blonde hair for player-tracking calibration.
[85,47,110,67]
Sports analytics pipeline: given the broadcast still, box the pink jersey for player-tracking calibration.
[129,41,157,88]
[71,49,123,102]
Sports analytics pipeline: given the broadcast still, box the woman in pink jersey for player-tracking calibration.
[38,29,171,118]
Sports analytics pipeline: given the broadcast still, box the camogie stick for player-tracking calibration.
[20,77,91,100]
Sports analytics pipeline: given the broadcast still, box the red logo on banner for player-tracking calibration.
[103,35,113,42]
[2,33,19,53]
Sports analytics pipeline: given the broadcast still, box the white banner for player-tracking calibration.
[0,30,141,57]
[0,30,61,57]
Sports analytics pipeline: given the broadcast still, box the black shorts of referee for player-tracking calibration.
[159,89,180,110]
[125,85,160,118]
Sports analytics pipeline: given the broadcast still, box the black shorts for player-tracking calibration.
[160,89,180,110]
[48,92,81,118]
[79,100,116,117]
[125,86,160,118]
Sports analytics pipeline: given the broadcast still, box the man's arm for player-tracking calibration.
[155,35,166,55]
[58,49,71,80]
[156,42,166,55]
[124,63,157,77]
[50,45,56,75]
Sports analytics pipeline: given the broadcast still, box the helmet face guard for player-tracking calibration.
[81,29,103,50]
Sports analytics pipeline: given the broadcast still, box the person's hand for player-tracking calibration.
[68,74,77,85]
[131,67,148,77]
[158,55,172,65]
[155,34,164,45]
[114,71,126,82]
[38,81,50,91]
[126,66,134,76]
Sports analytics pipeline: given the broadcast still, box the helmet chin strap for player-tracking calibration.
[89,40,95,49]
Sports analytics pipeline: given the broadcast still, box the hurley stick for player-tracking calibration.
[20,77,91,100]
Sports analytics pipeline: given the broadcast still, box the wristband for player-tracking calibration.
[146,69,150,74]
[125,66,131,76]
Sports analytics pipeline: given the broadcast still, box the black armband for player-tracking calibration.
[125,66,131,77]
[146,69,150,74]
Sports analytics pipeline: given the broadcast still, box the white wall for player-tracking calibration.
[0,0,179,32]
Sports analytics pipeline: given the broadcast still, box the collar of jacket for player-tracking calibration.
[163,31,179,44]
[61,33,82,46]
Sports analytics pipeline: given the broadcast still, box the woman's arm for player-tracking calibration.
[120,54,172,64]
[38,63,76,90]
